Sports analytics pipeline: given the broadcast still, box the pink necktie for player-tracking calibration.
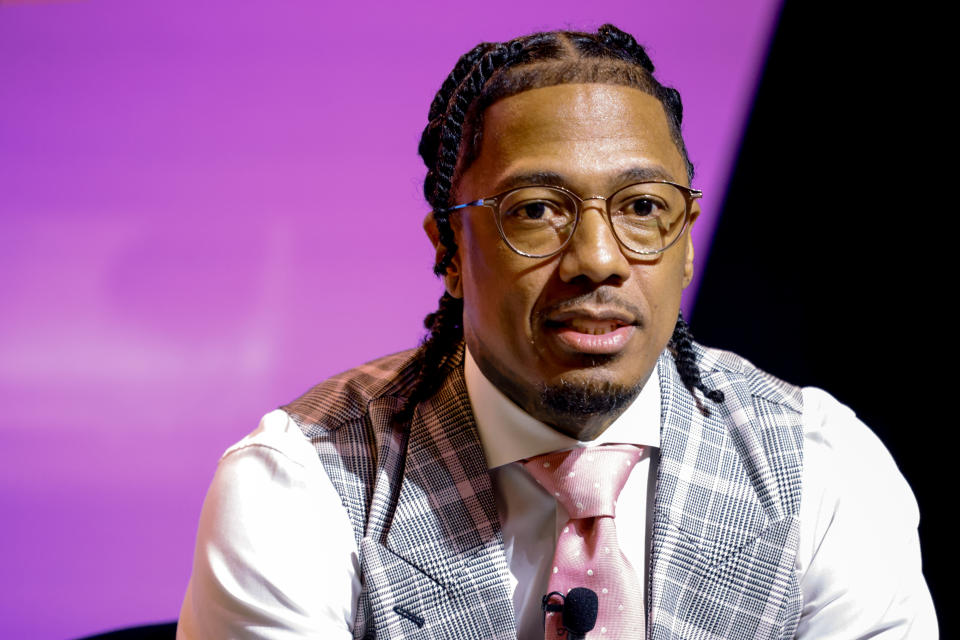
[523,445,646,639]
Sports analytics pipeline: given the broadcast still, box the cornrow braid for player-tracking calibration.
[404,40,536,417]
[669,313,725,403]
[405,24,721,419]
[421,36,556,274]
[596,23,655,71]
[400,292,464,420]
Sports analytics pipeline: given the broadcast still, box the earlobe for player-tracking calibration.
[443,262,463,298]
[423,212,464,299]
[682,234,695,288]
[441,237,464,299]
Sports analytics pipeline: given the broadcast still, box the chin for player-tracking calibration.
[531,376,644,438]
[474,341,646,436]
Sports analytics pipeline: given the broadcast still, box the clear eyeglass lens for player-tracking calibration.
[497,184,688,256]
[498,187,578,255]
[608,183,688,253]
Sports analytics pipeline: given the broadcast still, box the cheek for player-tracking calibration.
[493,275,543,337]
[629,252,687,317]
[458,222,502,304]
[458,224,546,343]
[642,256,687,325]
[458,223,514,330]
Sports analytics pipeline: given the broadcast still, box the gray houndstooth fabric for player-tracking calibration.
[282,342,804,639]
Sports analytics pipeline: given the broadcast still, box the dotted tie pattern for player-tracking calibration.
[523,445,646,639]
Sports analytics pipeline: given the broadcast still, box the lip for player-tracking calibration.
[547,323,637,354]
[545,306,637,325]
[542,306,639,356]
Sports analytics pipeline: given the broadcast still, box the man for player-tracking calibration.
[178,25,937,639]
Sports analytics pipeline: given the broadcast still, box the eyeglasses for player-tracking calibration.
[434,181,701,258]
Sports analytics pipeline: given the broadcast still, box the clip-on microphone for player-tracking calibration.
[541,587,599,639]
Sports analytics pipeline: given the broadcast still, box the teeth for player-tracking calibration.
[568,319,622,334]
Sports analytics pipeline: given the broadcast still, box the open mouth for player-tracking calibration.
[544,315,637,354]
[558,318,630,335]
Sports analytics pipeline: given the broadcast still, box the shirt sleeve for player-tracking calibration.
[177,409,361,640]
[796,388,938,639]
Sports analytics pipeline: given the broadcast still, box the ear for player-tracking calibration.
[423,211,464,298]
[681,201,700,288]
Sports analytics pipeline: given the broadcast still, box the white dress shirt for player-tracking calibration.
[178,350,938,639]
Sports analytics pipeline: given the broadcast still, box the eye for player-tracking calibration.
[504,199,566,222]
[498,187,576,233]
[621,196,663,218]
[515,201,550,220]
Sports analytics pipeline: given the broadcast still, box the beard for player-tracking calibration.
[469,341,651,440]
[535,377,644,424]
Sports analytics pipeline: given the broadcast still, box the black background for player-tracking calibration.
[692,1,950,633]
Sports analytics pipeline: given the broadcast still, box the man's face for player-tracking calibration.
[434,83,698,439]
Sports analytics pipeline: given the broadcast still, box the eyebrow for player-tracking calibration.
[493,166,677,194]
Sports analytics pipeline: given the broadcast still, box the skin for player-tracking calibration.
[424,84,699,440]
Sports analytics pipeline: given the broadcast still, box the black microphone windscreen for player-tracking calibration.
[562,587,599,633]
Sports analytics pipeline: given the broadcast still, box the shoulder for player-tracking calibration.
[799,386,914,515]
[799,386,918,523]
[280,348,422,432]
[691,342,804,413]
[792,388,935,636]
[800,386,884,456]
[180,408,359,638]
[208,410,335,501]
[218,408,320,468]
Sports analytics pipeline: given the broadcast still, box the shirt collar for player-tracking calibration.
[464,346,661,470]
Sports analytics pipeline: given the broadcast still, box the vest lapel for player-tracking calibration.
[359,355,516,639]
[649,350,802,640]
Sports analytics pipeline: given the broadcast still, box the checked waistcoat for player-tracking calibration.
[282,341,805,639]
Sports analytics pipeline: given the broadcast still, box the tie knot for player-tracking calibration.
[522,444,644,519]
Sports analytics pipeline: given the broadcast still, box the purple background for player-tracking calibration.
[0,1,780,637]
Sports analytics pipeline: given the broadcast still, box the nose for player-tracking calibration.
[557,201,632,284]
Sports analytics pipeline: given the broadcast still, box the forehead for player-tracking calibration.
[460,83,687,195]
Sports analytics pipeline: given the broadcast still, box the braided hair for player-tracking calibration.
[407,24,723,417]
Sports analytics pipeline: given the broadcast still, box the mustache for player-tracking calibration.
[536,288,645,324]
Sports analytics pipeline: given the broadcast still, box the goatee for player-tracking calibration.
[536,378,643,434]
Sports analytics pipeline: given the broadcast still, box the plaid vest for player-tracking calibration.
[283,343,804,639]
